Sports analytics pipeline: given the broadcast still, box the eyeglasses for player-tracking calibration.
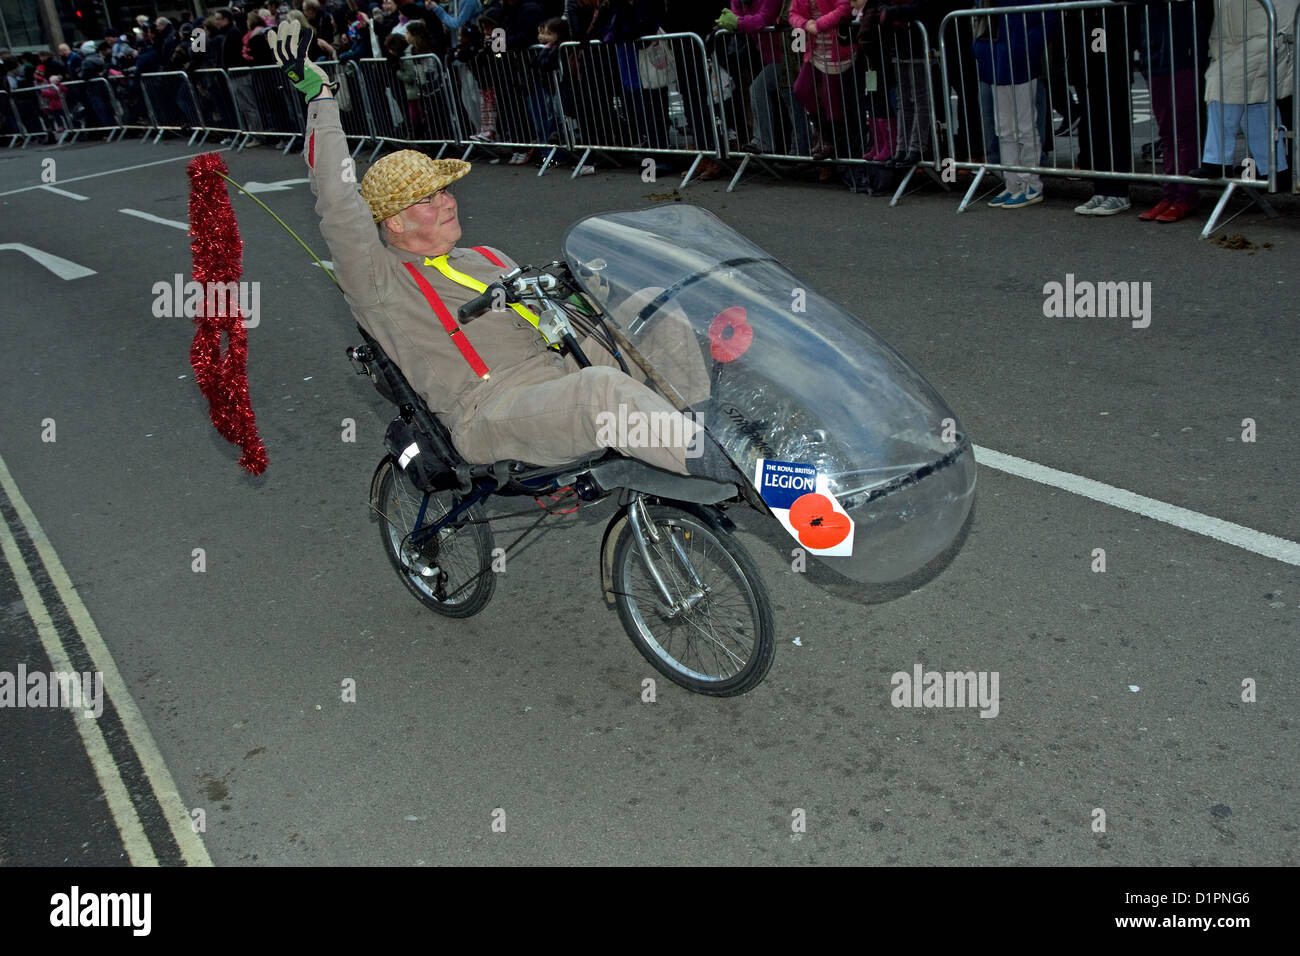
[411,186,453,205]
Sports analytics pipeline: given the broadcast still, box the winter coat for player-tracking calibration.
[732,0,785,64]
[788,0,853,66]
[1203,0,1298,103]
[1134,0,1211,76]
[79,52,108,80]
[971,0,1054,85]
[566,0,613,42]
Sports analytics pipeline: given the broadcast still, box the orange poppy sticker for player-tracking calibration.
[788,493,853,551]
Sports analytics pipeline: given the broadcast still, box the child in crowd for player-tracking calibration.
[519,17,570,164]
[789,0,855,161]
[972,0,1047,207]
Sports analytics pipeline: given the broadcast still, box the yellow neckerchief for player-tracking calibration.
[424,254,542,332]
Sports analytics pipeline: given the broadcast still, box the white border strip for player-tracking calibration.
[0,451,214,866]
[974,444,1300,567]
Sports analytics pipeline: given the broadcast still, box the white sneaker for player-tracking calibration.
[1091,196,1131,216]
[1075,194,1131,216]
[1074,194,1107,215]
[578,165,595,176]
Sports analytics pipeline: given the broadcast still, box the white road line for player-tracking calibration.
[0,451,214,867]
[0,497,157,865]
[0,243,96,280]
[119,208,190,231]
[39,185,90,201]
[973,444,1300,567]
[0,151,226,198]
[242,178,309,193]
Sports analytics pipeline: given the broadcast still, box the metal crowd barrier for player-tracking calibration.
[938,0,1287,236]
[1293,1,1299,193]
[6,86,69,146]
[713,23,947,203]
[137,71,204,144]
[227,64,304,152]
[350,54,459,161]
[5,9,1293,235]
[447,44,570,174]
[104,74,154,137]
[59,78,127,142]
[559,33,725,185]
[322,60,375,156]
[191,68,244,145]
[0,91,20,147]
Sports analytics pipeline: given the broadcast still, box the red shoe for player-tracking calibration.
[1156,200,1195,223]
[1138,199,1172,221]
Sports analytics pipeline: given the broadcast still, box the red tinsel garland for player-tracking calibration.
[186,152,268,475]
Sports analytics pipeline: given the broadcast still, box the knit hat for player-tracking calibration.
[359,150,470,223]
[80,40,97,55]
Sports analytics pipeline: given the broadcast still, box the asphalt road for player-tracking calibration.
[0,137,1296,866]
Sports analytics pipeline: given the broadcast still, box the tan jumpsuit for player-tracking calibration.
[304,97,708,473]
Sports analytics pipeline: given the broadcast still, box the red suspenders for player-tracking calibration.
[401,261,491,381]
[401,247,514,382]
[472,246,506,267]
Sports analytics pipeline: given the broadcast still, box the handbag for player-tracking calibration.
[637,30,676,90]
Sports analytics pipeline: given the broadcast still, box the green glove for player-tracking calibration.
[267,19,332,101]
[716,9,739,31]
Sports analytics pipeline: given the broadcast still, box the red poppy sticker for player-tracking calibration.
[788,493,853,551]
[708,306,753,362]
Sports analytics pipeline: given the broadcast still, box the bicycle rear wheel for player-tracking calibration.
[611,502,775,696]
[373,461,496,618]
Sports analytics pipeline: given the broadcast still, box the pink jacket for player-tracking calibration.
[788,0,852,64]
[731,0,784,64]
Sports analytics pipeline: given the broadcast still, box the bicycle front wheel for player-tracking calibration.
[611,503,775,697]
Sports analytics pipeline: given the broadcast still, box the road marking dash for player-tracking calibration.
[119,208,189,231]
[39,185,90,200]
[0,243,96,280]
[974,444,1300,567]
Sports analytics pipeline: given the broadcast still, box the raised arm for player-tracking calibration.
[270,19,390,308]
[434,0,483,32]
[304,92,388,308]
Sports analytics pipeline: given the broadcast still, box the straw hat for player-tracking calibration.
[360,150,471,223]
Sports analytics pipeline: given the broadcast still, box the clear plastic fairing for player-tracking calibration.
[564,205,976,586]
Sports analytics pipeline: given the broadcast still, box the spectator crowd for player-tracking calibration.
[2,0,1295,221]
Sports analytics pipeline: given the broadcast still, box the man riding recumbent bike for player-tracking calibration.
[347,205,977,699]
